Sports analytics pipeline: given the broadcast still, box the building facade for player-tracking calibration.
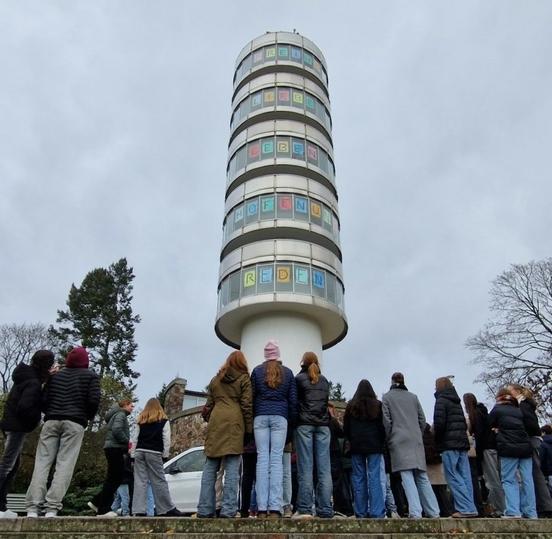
[215,32,347,367]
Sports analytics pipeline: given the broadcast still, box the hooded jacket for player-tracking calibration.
[43,349,100,428]
[541,434,552,476]
[433,386,470,452]
[103,405,131,449]
[295,365,330,427]
[488,399,532,459]
[517,398,541,437]
[0,363,43,432]
[203,366,253,458]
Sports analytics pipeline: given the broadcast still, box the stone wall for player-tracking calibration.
[164,378,187,417]
[169,407,208,456]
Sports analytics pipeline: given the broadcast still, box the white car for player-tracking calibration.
[164,445,206,513]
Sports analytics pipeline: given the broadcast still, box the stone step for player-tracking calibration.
[0,517,551,538]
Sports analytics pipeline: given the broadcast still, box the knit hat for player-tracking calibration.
[264,340,280,361]
[66,347,89,368]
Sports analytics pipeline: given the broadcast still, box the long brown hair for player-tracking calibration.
[463,393,478,435]
[137,398,168,424]
[347,379,381,420]
[265,360,283,389]
[301,351,320,384]
[217,351,249,379]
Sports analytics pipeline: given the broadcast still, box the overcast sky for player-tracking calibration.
[1,1,551,418]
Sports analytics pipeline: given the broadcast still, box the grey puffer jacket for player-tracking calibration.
[103,405,130,449]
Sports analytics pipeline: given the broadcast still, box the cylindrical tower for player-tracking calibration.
[215,31,347,368]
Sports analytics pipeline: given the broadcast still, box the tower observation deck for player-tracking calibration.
[215,31,347,366]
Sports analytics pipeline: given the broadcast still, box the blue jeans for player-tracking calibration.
[282,452,292,507]
[441,450,477,514]
[254,415,287,513]
[197,455,241,517]
[111,484,130,515]
[400,469,440,518]
[500,457,537,518]
[146,482,154,516]
[380,459,397,514]
[295,425,333,517]
[350,453,385,518]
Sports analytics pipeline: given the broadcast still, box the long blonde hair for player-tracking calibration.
[137,398,168,425]
[302,351,320,384]
[508,383,533,400]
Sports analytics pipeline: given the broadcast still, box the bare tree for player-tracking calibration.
[0,323,53,393]
[467,258,552,420]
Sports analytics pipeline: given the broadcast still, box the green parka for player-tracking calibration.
[204,367,253,458]
[103,405,130,449]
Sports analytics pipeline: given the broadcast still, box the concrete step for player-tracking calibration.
[0,516,551,538]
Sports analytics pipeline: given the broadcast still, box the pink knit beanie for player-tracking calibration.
[264,340,280,361]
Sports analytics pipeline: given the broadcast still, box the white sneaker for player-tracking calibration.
[44,511,57,518]
[390,511,401,519]
[98,511,118,518]
[0,509,18,518]
[291,512,313,520]
[26,512,38,518]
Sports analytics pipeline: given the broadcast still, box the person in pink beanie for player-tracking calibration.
[250,340,297,518]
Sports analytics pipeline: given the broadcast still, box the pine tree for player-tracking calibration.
[328,380,346,402]
[50,258,141,387]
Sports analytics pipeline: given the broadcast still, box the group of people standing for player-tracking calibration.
[198,342,552,520]
[1,343,551,521]
[0,347,183,518]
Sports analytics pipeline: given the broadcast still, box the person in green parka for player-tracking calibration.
[197,351,253,518]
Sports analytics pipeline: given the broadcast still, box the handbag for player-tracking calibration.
[201,404,213,422]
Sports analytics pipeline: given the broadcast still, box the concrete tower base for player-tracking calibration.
[240,313,323,370]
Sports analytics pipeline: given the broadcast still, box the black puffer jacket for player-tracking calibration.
[43,366,100,428]
[0,363,43,432]
[488,401,532,458]
[343,402,386,455]
[295,367,330,427]
[433,387,469,452]
[541,434,552,476]
[518,398,541,437]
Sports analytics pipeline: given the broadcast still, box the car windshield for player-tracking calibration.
[166,449,206,474]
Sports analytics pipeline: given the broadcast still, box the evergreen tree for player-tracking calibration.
[49,258,141,387]
[328,380,346,402]
[157,382,168,407]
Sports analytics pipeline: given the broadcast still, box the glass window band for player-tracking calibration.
[223,193,339,242]
[218,262,344,310]
[227,135,335,183]
[230,85,331,132]
[234,44,328,87]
